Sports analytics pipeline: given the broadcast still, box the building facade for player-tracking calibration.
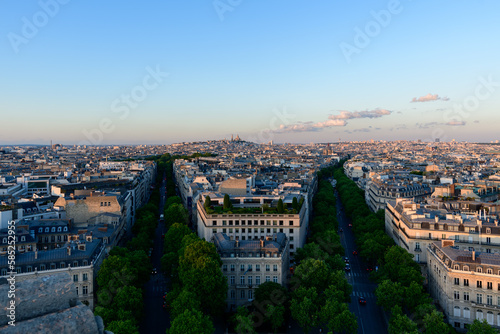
[428,240,500,331]
[213,232,289,310]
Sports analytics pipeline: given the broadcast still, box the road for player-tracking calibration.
[139,175,170,334]
[335,187,388,334]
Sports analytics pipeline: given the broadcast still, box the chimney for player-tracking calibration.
[260,239,264,248]
[477,219,482,227]
[472,250,476,261]
[435,216,439,223]
[235,240,239,248]
[495,220,499,227]
[67,245,71,256]
[34,248,38,259]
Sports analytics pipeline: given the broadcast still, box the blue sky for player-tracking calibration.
[1,0,499,145]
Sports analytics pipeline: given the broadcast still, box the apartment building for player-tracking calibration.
[213,232,289,310]
[428,240,500,331]
[197,194,308,259]
[386,198,500,265]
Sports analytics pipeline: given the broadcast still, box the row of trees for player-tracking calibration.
[290,174,357,333]
[94,201,160,333]
[331,162,496,333]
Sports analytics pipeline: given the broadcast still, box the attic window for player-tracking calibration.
[486,228,491,234]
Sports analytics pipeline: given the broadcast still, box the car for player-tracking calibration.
[358,297,367,305]
[352,250,358,255]
[339,228,343,232]
[344,256,349,263]
[366,267,374,272]
[152,268,157,275]
[344,265,351,272]
[348,223,352,227]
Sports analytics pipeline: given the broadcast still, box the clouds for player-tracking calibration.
[275,109,392,133]
[411,93,449,103]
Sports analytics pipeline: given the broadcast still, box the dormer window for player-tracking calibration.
[2,238,6,244]
[57,227,62,232]
[454,265,459,270]
[477,267,483,273]
[51,227,56,232]
[39,228,43,233]
[486,228,491,234]
[45,227,49,233]
[63,227,68,232]
[21,236,25,242]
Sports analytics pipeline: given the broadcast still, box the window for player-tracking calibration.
[487,282,492,290]
[73,274,78,282]
[256,264,260,272]
[454,278,460,285]
[464,279,469,286]
[477,281,482,288]
[464,292,469,301]
[76,287,79,295]
[240,276,245,285]
[463,266,469,271]
[2,238,6,244]
[477,267,483,273]
[256,276,261,285]
[21,236,25,242]
[248,276,252,286]
[265,276,270,282]
[487,268,493,274]
[83,273,88,281]
[223,265,227,272]
[477,294,483,304]
[57,227,62,232]
[273,265,278,272]
[464,308,470,319]
[454,322,460,329]
[240,290,245,299]
[38,228,43,233]
[476,310,484,320]
[63,227,67,232]
[240,265,245,272]
[454,307,461,317]
[266,265,270,272]
[40,264,46,271]
[73,261,78,267]
[230,264,235,272]
[454,265,459,270]
[248,290,253,300]
[487,295,493,305]
[248,265,252,271]
[230,290,236,299]
[487,312,494,325]
[45,227,49,233]
[230,276,235,285]
[273,276,278,283]
[289,221,293,226]
[289,229,293,233]
[212,221,217,226]
[454,291,460,300]
[83,285,88,295]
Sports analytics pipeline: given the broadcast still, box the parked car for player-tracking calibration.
[358,297,367,305]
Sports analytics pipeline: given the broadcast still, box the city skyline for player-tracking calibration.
[1,0,499,145]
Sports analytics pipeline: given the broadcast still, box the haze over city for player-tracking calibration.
[1,0,499,145]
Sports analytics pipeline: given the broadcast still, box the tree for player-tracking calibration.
[254,281,288,306]
[266,304,285,333]
[321,299,357,334]
[223,194,232,211]
[422,310,449,334]
[166,196,182,208]
[167,309,214,334]
[293,258,334,292]
[388,306,418,334]
[290,287,319,333]
[292,197,299,212]
[112,285,144,321]
[164,203,188,227]
[170,289,202,320]
[179,239,228,315]
[204,195,211,210]
[164,223,193,254]
[106,319,139,334]
[277,198,284,213]
[375,280,404,311]
[467,319,498,334]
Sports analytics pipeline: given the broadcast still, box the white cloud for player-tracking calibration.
[274,109,392,133]
[411,93,449,103]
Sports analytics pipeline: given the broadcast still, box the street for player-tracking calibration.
[139,175,170,334]
[335,188,388,334]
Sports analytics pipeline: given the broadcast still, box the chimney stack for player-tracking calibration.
[435,216,439,223]
[235,240,239,248]
[67,245,71,256]
[472,250,476,261]
[260,239,264,248]
[495,220,499,227]
[35,248,38,259]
